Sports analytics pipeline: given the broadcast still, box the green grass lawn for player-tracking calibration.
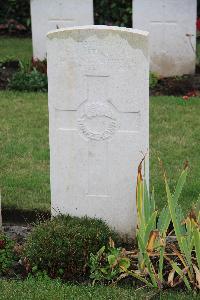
[0,37,32,63]
[0,91,199,212]
[150,96,200,212]
[0,91,49,211]
[0,278,198,300]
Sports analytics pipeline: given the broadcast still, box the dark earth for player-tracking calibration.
[150,72,200,96]
[0,60,19,90]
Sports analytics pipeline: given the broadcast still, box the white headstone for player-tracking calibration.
[133,0,197,77]
[31,0,94,60]
[47,26,149,237]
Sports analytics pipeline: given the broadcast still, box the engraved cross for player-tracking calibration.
[56,75,140,198]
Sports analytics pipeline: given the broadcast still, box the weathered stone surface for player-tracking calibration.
[31,0,93,60]
[133,0,197,77]
[47,26,149,237]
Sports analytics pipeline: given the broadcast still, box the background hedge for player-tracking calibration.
[94,0,132,27]
[0,0,31,29]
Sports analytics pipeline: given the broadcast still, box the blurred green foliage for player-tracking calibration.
[0,0,31,30]
[94,0,132,27]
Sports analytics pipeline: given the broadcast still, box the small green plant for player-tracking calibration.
[150,72,159,89]
[8,60,47,92]
[89,239,130,284]
[8,67,48,92]
[0,231,16,275]
[24,215,119,279]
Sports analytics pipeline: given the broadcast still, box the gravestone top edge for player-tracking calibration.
[47,25,149,40]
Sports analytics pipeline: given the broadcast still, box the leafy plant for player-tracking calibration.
[94,0,132,27]
[0,231,16,275]
[135,159,200,290]
[134,158,171,288]
[134,159,200,290]
[24,215,119,279]
[89,160,200,291]
[89,238,130,284]
[8,66,47,92]
[150,73,159,89]
[163,162,200,290]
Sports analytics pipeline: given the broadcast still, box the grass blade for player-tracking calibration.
[193,222,200,270]
[170,261,191,291]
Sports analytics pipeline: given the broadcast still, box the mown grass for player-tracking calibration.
[0,91,49,211]
[150,96,200,211]
[0,91,200,212]
[0,37,32,63]
[0,278,199,300]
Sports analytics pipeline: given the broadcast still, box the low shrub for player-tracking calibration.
[8,68,48,92]
[0,231,16,275]
[24,215,119,280]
